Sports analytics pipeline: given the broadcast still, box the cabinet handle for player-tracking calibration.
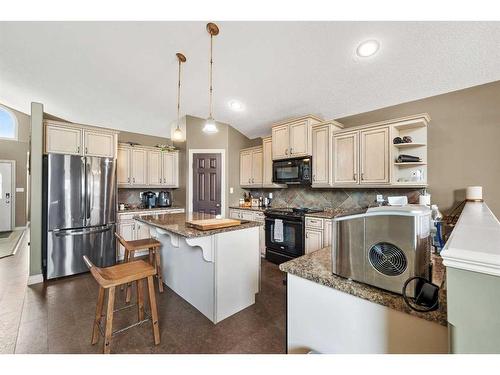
[290,147,293,154]
[133,177,136,183]
[285,149,288,155]
[306,232,309,238]
[159,178,161,183]
[353,173,357,181]
[127,177,130,183]
[77,146,80,154]
[361,173,364,180]
[85,147,88,154]
[252,178,254,183]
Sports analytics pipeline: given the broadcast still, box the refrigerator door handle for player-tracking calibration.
[54,226,112,237]
[86,158,91,225]
[81,157,86,221]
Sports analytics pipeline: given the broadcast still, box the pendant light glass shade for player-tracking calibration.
[203,23,219,134]
[202,117,218,134]
[172,125,183,140]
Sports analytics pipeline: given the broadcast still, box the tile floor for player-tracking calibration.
[0,230,287,354]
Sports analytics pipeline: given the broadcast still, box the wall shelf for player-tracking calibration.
[393,142,426,148]
[394,162,427,166]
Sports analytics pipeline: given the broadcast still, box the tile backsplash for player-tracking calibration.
[247,186,423,211]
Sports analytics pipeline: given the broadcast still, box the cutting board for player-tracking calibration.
[186,218,242,231]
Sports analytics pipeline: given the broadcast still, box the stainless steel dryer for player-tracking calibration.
[332,205,431,297]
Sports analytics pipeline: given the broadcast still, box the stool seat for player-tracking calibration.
[85,258,156,288]
[120,237,161,251]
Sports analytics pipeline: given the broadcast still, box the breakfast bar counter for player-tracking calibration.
[136,213,262,324]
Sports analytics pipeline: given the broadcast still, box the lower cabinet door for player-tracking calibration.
[305,229,323,254]
[323,220,333,247]
[117,221,135,260]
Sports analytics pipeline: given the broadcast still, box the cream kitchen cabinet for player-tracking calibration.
[323,219,333,247]
[131,149,147,185]
[162,151,179,187]
[333,131,359,185]
[44,120,117,157]
[311,121,344,187]
[305,229,323,254]
[305,216,333,254]
[271,116,322,160]
[360,127,390,184]
[148,150,163,185]
[240,146,263,188]
[117,147,130,185]
[262,137,286,188]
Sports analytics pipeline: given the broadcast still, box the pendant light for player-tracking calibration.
[202,22,219,134]
[172,52,186,141]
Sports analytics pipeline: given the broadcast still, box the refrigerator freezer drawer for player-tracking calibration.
[47,224,116,279]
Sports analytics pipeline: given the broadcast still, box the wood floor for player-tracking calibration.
[0,231,286,354]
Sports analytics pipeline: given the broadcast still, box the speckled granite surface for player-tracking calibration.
[280,247,447,326]
[305,208,369,219]
[118,206,185,214]
[135,212,262,238]
[229,206,268,212]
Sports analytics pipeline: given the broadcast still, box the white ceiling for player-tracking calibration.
[1,21,500,139]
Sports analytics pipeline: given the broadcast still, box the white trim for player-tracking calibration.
[11,227,27,256]
[0,104,19,141]
[28,273,44,285]
[0,159,16,231]
[187,149,226,217]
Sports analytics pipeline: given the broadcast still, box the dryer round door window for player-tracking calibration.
[368,242,407,276]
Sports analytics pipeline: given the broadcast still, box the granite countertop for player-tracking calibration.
[229,206,268,212]
[280,247,447,326]
[135,212,262,238]
[118,206,185,213]
[305,208,369,219]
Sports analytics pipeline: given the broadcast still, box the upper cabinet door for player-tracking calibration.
[262,138,274,186]
[272,124,290,160]
[148,150,162,185]
[289,120,309,157]
[117,147,130,185]
[83,130,115,158]
[333,131,358,184]
[131,149,147,185]
[162,152,179,187]
[360,127,390,184]
[251,148,263,185]
[45,124,82,155]
[240,151,253,186]
[312,125,330,186]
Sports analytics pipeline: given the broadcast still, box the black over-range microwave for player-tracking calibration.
[272,157,312,185]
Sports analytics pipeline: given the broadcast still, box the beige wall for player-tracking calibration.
[337,80,500,217]
[0,103,30,227]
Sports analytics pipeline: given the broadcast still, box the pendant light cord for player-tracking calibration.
[209,33,213,119]
[177,58,182,129]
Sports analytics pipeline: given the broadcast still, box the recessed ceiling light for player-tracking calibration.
[229,100,244,112]
[356,40,380,57]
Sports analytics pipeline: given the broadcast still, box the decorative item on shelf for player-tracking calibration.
[202,22,220,134]
[393,136,413,144]
[402,136,413,143]
[172,52,187,141]
[396,154,421,163]
[127,142,141,147]
[410,169,424,182]
[251,198,260,207]
[155,144,177,152]
[393,136,403,144]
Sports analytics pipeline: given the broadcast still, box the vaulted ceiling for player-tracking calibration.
[1,21,500,138]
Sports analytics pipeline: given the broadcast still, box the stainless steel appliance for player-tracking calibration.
[141,191,157,208]
[157,191,172,207]
[44,154,117,279]
[332,205,431,297]
[272,157,312,185]
[265,207,322,264]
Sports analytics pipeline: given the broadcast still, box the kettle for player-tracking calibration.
[157,191,172,207]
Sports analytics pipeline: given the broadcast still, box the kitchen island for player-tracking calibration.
[280,247,448,354]
[135,212,261,324]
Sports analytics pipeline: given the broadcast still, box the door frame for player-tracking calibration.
[188,149,226,217]
[0,159,16,231]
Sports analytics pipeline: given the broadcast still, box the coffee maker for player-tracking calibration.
[141,191,157,209]
[157,191,172,207]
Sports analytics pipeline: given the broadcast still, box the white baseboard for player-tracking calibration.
[14,226,26,230]
[28,274,44,285]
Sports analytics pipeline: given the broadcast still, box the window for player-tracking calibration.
[0,106,18,141]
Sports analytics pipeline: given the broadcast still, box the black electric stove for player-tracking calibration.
[264,207,323,264]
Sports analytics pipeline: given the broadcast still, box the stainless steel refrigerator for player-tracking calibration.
[44,154,117,279]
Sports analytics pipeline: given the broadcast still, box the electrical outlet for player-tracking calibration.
[230,187,234,194]
[376,194,384,203]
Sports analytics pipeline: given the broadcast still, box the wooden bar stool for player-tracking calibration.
[115,233,164,303]
[83,255,160,354]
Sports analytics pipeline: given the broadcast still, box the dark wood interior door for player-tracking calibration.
[192,153,222,215]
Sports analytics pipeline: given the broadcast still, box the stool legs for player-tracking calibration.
[137,279,144,321]
[91,287,105,345]
[147,275,160,345]
[125,249,135,303]
[104,286,116,354]
[154,248,164,293]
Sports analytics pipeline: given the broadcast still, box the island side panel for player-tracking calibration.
[215,226,260,323]
[287,274,448,354]
[155,230,216,322]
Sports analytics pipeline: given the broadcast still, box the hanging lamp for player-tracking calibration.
[202,22,219,134]
[172,52,186,141]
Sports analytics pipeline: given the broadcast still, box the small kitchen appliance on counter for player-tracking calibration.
[332,205,431,297]
[157,191,172,207]
[141,191,157,209]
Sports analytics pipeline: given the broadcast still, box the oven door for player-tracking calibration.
[265,216,304,258]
